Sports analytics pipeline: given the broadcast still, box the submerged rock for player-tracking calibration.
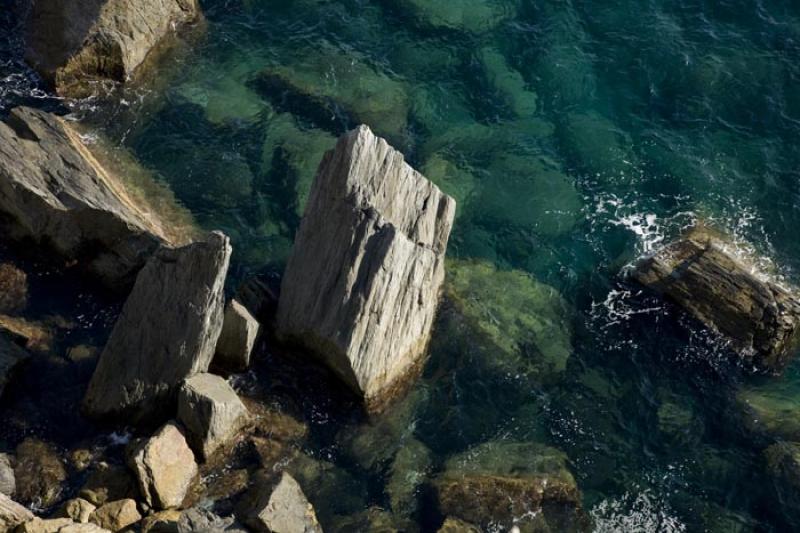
[176,507,247,533]
[0,263,27,314]
[0,107,183,287]
[434,441,587,532]
[23,0,201,97]
[83,232,231,423]
[0,493,33,531]
[239,472,321,533]
[633,227,800,371]
[127,422,198,510]
[213,300,260,374]
[14,438,67,509]
[438,517,481,532]
[88,499,141,531]
[177,373,250,461]
[398,0,514,34]
[276,126,456,412]
[140,509,181,533]
[79,463,138,507]
[737,377,800,442]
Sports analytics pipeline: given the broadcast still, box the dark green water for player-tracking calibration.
[5,0,800,530]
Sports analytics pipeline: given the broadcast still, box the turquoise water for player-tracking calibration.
[5,0,800,530]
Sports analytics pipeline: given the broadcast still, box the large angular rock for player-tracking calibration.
[239,472,321,533]
[0,492,33,531]
[127,422,198,510]
[83,232,231,423]
[177,373,249,461]
[88,499,142,531]
[24,0,201,97]
[276,125,456,412]
[213,300,260,373]
[0,453,14,496]
[633,227,800,371]
[0,107,181,287]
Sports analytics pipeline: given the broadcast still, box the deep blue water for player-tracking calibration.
[4,0,800,531]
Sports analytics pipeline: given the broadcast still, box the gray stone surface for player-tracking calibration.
[177,507,248,533]
[127,422,198,510]
[24,0,200,97]
[83,232,231,423]
[633,227,800,371]
[0,107,176,287]
[213,300,260,373]
[276,125,456,412]
[242,472,321,533]
[0,453,13,497]
[177,373,249,461]
[0,492,34,531]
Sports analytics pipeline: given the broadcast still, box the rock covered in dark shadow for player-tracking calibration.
[83,232,231,424]
[632,226,800,372]
[0,263,27,314]
[0,334,31,400]
[237,471,322,533]
[213,301,260,374]
[13,438,67,509]
[22,0,201,98]
[276,125,456,413]
[0,107,183,288]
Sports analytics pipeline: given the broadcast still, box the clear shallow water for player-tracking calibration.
[4,0,800,530]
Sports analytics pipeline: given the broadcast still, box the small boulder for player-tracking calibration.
[0,493,33,531]
[177,507,247,533]
[632,227,800,371]
[89,499,142,532]
[276,126,456,412]
[0,315,52,353]
[177,373,249,461]
[213,300,260,373]
[78,463,138,507]
[58,498,97,524]
[83,232,232,424]
[438,517,481,532]
[14,438,67,509]
[127,422,198,510]
[0,453,14,496]
[16,517,74,533]
[140,509,181,533]
[239,472,321,533]
[58,525,112,533]
[0,263,27,314]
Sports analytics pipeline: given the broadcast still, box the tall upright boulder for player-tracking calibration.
[83,232,231,423]
[633,226,800,371]
[276,125,456,412]
[0,107,182,287]
[23,0,201,97]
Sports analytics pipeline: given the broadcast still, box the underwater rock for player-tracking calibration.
[176,507,247,533]
[284,453,367,524]
[14,438,67,509]
[0,493,33,531]
[0,454,14,497]
[445,259,573,382]
[478,47,538,117]
[213,300,260,374]
[78,463,138,507]
[276,125,456,412]
[328,506,406,532]
[633,227,800,371]
[58,499,97,524]
[140,509,181,533]
[83,232,231,423]
[420,154,478,221]
[737,378,800,442]
[239,472,321,533]
[127,422,198,510]
[177,373,250,461]
[23,0,201,97]
[386,438,432,518]
[557,111,639,182]
[0,107,179,287]
[764,441,800,512]
[438,517,481,532]
[398,0,514,34]
[0,263,27,314]
[88,499,141,532]
[0,334,30,400]
[434,441,587,532]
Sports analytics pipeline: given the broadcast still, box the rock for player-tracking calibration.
[66,346,98,365]
[213,300,260,373]
[386,438,432,517]
[78,463,138,507]
[58,499,97,524]
[0,453,15,497]
[0,315,52,353]
[234,275,280,326]
[240,472,321,533]
[0,493,33,531]
[141,509,181,533]
[127,422,198,510]
[276,126,456,412]
[764,441,800,513]
[83,232,232,423]
[397,0,514,34]
[0,263,27,314]
[328,507,405,532]
[14,438,67,509]
[0,107,179,287]
[176,507,247,533]
[58,525,112,533]
[633,226,800,371]
[23,0,201,98]
[88,499,142,532]
[176,373,249,461]
[16,518,74,533]
[434,441,587,532]
[438,518,481,532]
[0,333,30,399]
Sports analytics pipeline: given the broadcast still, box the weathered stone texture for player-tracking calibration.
[83,232,231,423]
[0,492,33,531]
[241,472,321,533]
[213,300,260,373]
[276,125,455,411]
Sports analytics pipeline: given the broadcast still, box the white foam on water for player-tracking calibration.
[590,489,687,533]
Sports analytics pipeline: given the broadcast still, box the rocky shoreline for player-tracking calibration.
[2,1,800,533]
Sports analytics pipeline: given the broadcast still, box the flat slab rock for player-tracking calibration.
[633,227,800,371]
[83,232,231,423]
[276,125,456,412]
[0,107,176,287]
[24,0,200,97]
